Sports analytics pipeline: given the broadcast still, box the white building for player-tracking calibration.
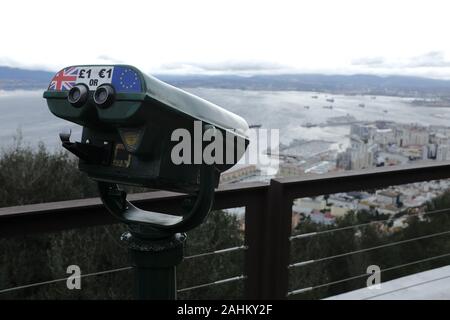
[337,136,377,171]
[436,144,450,161]
[396,125,429,147]
[349,138,377,170]
[328,194,358,217]
[376,190,401,206]
[350,123,377,142]
[374,128,395,147]
[294,197,326,214]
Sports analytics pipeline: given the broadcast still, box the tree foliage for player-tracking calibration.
[0,142,244,299]
[290,202,450,299]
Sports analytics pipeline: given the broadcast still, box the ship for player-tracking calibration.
[326,115,357,125]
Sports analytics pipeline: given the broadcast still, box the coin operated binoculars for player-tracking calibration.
[43,65,249,299]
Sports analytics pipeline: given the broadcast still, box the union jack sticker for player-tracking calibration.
[48,67,79,91]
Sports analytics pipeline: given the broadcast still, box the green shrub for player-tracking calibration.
[0,139,244,299]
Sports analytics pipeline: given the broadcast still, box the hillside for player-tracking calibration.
[157,73,450,96]
[0,66,53,90]
[2,65,450,96]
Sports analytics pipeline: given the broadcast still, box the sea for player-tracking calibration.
[1,88,449,154]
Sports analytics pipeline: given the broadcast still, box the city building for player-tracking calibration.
[376,190,402,206]
[395,125,429,147]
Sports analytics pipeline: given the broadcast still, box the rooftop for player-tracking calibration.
[326,265,450,300]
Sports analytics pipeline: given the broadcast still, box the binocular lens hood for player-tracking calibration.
[67,84,89,108]
[93,84,115,108]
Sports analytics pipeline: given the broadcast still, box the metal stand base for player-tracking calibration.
[121,231,186,300]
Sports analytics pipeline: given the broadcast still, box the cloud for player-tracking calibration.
[193,61,286,72]
[96,55,124,64]
[0,56,56,71]
[407,51,450,68]
[351,56,386,67]
[352,51,450,69]
[157,60,290,74]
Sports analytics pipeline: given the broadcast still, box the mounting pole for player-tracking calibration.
[97,163,217,300]
[121,230,185,299]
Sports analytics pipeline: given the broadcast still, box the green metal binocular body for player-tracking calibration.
[43,65,249,194]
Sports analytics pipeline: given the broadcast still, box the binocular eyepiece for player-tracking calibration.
[68,83,115,108]
[93,84,115,108]
[67,84,88,107]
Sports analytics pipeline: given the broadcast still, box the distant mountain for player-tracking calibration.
[0,66,53,90]
[2,65,450,96]
[157,74,450,96]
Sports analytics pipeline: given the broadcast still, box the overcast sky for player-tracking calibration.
[2,0,450,78]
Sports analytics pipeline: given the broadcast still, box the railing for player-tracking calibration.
[2,160,450,299]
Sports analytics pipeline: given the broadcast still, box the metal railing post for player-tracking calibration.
[244,192,267,299]
[260,179,293,299]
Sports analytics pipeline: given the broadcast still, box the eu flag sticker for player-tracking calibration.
[112,67,142,93]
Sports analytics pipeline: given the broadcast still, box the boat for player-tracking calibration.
[304,106,310,109]
[326,115,357,125]
[383,109,388,113]
[358,103,365,108]
[303,122,318,128]
[323,105,333,109]
[311,95,318,99]
[326,98,335,103]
